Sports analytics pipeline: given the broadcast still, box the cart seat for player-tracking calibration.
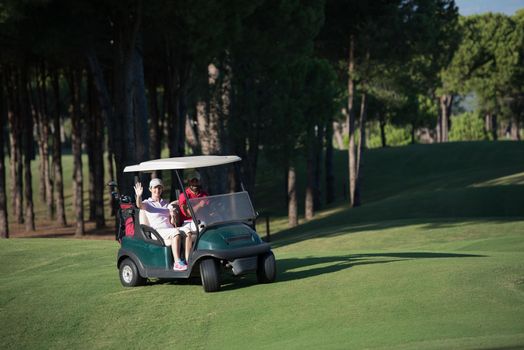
[138,210,169,246]
[139,209,150,226]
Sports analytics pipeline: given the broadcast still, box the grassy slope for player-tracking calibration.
[1,141,524,349]
[256,141,524,235]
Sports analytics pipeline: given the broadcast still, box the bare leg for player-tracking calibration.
[185,234,193,262]
[172,235,181,262]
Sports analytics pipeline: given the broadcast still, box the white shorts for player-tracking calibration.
[155,227,185,246]
[177,221,199,242]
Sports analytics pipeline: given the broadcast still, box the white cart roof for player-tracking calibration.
[123,155,241,173]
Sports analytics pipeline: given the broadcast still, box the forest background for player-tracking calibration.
[0,0,523,238]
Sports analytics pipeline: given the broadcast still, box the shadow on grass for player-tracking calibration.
[19,226,114,239]
[270,216,524,250]
[269,185,524,249]
[219,252,484,291]
[146,277,202,287]
[275,252,485,283]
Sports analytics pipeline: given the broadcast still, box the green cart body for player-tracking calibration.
[115,155,276,292]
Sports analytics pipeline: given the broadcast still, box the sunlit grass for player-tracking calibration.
[472,171,524,187]
[1,217,524,349]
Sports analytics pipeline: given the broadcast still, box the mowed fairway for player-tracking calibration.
[1,142,524,349]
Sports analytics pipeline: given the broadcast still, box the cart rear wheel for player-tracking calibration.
[119,258,146,287]
[200,258,221,292]
[257,252,276,283]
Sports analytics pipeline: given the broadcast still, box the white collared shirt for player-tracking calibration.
[142,198,172,229]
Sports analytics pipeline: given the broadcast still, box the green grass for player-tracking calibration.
[1,219,523,349]
[1,141,524,349]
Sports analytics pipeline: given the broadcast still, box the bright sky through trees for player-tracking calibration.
[455,0,524,16]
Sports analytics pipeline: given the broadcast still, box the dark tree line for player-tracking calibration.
[0,0,338,235]
[0,0,522,238]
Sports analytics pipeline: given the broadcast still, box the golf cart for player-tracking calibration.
[113,155,276,292]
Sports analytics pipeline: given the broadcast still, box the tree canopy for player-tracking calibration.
[0,0,523,236]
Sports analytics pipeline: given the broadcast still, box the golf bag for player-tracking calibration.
[116,196,135,242]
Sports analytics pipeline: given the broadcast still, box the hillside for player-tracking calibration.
[255,141,524,236]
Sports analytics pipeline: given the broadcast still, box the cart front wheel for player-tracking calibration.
[257,252,276,283]
[200,258,221,292]
[119,258,146,287]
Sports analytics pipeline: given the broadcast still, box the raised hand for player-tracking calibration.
[134,182,143,198]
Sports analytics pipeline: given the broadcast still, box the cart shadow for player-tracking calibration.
[146,252,484,291]
[145,276,202,286]
[275,252,485,283]
[220,251,484,291]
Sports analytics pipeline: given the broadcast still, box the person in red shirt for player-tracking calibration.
[178,171,208,261]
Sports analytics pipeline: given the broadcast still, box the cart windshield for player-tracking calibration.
[188,191,256,226]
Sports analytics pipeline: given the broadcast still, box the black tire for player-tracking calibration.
[119,258,146,287]
[257,251,276,283]
[200,258,221,292]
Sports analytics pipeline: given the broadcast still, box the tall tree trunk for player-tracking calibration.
[38,65,54,219]
[87,2,145,198]
[86,44,120,225]
[7,68,24,224]
[195,62,229,195]
[332,121,345,149]
[287,164,298,228]
[411,122,416,144]
[87,73,96,222]
[107,141,116,217]
[70,70,84,236]
[165,45,191,198]
[132,36,150,167]
[93,88,106,229]
[86,49,118,219]
[491,113,498,141]
[347,34,358,207]
[230,73,260,198]
[510,117,520,140]
[305,127,314,221]
[439,95,453,142]
[0,70,9,238]
[358,94,367,154]
[86,45,116,163]
[436,107,442,143]
[354,89,367,207]
[166,69,180,198]
[185,114,201,155]
[113,8,142,194]
[484,112,498,140]
[33,71,47,204]
[176,72,189,160]
[148,73,161,178]
[21,66,35,231]
[314,124,323,211]
[484,112,491,137]
[379,114,387,148]
[325,117,335,204]
[51,70,67,226]
[34,64,53,217]
[85,72,106,229]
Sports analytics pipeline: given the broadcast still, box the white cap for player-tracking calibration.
[149,178,163,188]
